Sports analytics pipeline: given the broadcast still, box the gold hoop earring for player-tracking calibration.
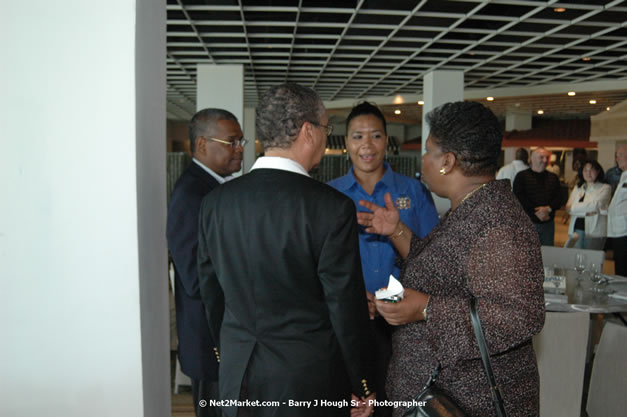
[439,167,446,175]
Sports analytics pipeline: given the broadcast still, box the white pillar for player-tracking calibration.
[503,148,517,165]
[422,71,464,215]
[505,108,532,132]
[197,65,248,174]
[0,1,169,416]
[597,141,616,172]
[243,107,257,173]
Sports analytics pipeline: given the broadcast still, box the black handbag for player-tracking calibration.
[402,298,507,417]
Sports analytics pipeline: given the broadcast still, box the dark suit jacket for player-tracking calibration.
[166,161,221,380]
[198,168,375,417]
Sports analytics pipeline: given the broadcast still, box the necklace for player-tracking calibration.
[458,182,488,206]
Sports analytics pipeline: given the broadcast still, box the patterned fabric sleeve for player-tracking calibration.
[423,224,545,367]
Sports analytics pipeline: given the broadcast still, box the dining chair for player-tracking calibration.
[540,246,605,270]
[533,311,590,417]
[563,232,580,248]
[586,322,627,417]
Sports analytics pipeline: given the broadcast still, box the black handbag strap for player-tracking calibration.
[469,298,507,417]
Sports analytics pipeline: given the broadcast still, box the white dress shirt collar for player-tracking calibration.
[250,156,310,177]
[192,158,235,184]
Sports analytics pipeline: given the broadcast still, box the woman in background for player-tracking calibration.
[357,101,545,416]
[328,101,439,417]
[565,160,611,250]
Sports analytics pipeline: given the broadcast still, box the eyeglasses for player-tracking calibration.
[204,136,248,149]
[313,123,334,137]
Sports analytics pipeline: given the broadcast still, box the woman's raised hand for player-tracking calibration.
[357,192,400,237]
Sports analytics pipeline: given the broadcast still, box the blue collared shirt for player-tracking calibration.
[328,163,440,293]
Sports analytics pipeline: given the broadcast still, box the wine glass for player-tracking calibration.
[574,253,587,281]
[589,263,602,291]
[551,264,562,295]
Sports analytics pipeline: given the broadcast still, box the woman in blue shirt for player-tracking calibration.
[328,101,439,417]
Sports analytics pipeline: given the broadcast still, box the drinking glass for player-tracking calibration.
[589,262,602,291]
[574,253,587,281]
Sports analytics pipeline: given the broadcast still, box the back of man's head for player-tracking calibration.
[188,108,238,154]
[515,147,529,163]
[255,83,324,151]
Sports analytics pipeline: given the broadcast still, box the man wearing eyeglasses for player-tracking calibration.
[167,108,245,417]
[197,83,375,417]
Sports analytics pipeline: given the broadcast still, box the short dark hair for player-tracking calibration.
[515,147,529,163]
[188,108,238,153]
[425,101,503,176]
[345,101,387,134]
[256,83,324,150]
[577,159,606,187]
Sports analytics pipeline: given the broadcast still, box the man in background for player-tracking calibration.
[167,108,245,417]
[606,150,623,196]
[608,144,627,276]
[514,147,562,245]
[496,147,529,188]
[197,83,375,417]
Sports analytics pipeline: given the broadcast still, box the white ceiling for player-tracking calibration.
[166,0,627,122]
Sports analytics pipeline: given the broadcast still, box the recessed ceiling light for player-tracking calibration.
[568,91,576,96]
[418,100,424,105]
[589,99,597,104]
[582,57,591,61]
[554,7,566,13]
[607,107,611,111]
[537,110,544,115]
[394,109,401,115]
[486,97,494,101]
[393,95,404,104]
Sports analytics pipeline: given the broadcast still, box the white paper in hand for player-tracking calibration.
[375,275,405,302]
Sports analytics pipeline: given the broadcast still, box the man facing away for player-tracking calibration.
[608,144,627,276]
[197,83,375,417]
[496,147,529,188]
[513,147,562,246]
[167,108,246,417]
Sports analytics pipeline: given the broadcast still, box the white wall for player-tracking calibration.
[0,1,168,416]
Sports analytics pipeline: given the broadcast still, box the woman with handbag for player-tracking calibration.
[356,101,545,416]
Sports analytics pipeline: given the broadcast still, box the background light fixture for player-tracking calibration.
[589,99,597,104]
[418,100,424,105]
[394,109,401,115]
[537,110,544,115]
[554,7,566,12]
[486,96,494,101]
[568,91,576,96]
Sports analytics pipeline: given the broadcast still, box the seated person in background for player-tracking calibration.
[566,160,611,250]
[328,101,439,417]
[496,147,528,189]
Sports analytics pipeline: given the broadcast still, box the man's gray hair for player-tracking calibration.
[188,108,238,153]
[255,83,324,150]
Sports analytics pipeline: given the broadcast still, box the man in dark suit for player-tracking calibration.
[197,83,376,417]
[167,108,246,417]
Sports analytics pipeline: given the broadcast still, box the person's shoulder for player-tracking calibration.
[170,165,215,200]
[546,170,560,181]
[327,172,353,191]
